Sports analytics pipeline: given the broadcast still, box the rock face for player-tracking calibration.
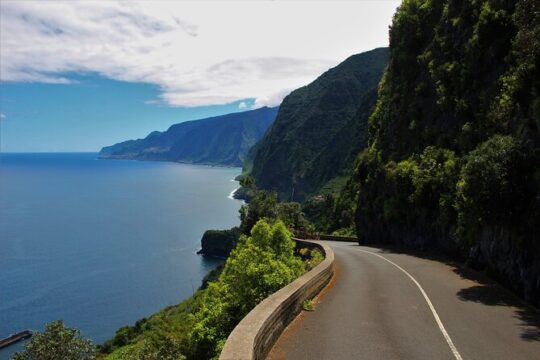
[99,107,278,167]
[248,48,389,201]
[352,0,539,305]
[469,227,540,305]
[198,228,240,258]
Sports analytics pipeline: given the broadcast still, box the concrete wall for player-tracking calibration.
[315,234,358,242]
[219,239,335,360]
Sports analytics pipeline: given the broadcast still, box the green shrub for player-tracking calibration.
[306,249,324,271]
[12,321,96,360]
[456,135,535,243]
[302,299,315,312]
[189,219,305,359]
[239,190,313,235]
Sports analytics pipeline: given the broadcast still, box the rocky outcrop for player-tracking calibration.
[198,228,240,258]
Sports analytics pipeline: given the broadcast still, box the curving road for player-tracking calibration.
[270,241,540,360]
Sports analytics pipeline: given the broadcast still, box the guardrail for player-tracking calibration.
[292,231,358,243]
[219,239,335,360]
[315,234,358,242]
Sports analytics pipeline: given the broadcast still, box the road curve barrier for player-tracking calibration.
[219,239,335,360]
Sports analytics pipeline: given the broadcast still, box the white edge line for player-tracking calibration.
[357,248,464,360]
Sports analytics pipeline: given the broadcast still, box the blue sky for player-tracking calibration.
[0,74,254,152]
[0,1,399,152]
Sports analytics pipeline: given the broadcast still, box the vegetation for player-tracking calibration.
[299,247,325,271]
[101,192,314,359]
[302,299,315,312]
[198,227,240,257]
[348,0,539,304]
[99,106,278,167]
[100,293,201,358]
[239,190,313,235]
[189,219,304,359]
[248,48,388,201]
[12,321,96,360]
[19,2,540,358]
[200,186,314,257]
[106,337,186,360]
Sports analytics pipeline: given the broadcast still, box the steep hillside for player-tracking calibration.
[249,48,389,200]
[99,107,278,167]
[351,0,539,304]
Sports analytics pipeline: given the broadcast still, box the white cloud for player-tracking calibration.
[0,1,400,107]
[0,113,6,119]
[253,88,295,108]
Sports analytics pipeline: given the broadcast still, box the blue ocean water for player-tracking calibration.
[0,153,242,359]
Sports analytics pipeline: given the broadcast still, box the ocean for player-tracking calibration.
[0,153,242,359]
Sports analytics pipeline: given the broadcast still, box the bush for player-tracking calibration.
[456,135,535,243]
[306,249,324,271]
[189,219,305,359]
[239,191,279,234]
[302,300,315,312]
[12,320,96,360]
[239,190,313,235]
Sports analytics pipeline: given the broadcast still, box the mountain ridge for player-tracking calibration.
[248,47,389,200]
[99,106,278,167]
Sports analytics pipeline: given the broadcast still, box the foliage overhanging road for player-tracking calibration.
[270,241,540,360]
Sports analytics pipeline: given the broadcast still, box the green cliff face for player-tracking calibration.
[249,48,389,201]
[352,0,539,304]
[99,107,278,167]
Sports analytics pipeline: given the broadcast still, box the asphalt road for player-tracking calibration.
[270,241,540,360]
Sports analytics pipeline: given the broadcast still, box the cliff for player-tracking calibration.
[99,107,278,167]
[352,0,539,305]
[248,48,389,200]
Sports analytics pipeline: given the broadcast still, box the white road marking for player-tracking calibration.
[356,248,464,360]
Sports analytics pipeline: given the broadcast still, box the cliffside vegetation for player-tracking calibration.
[99,107,278,167]
[12,321,96,360]
[200,185,314,257]
[248,48,388,201]
[347,0,539,304]
[96,190,314,359]
[14,192,316,360]
[239,0,539,306]
[189,220,304,359]
[198,228,241,258]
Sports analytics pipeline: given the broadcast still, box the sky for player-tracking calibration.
[0,0,401,152]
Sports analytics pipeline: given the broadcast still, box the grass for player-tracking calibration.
[302,299,315,312]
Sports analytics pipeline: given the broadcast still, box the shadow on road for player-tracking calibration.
[454,267,540,342]
[336,242,540,342]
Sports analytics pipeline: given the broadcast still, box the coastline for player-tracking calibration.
[228,188,237,200]
[97,154,243,169]
[99,170,242,357]
[0,154,242,360]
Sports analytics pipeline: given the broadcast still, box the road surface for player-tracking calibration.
[270,241,540,360]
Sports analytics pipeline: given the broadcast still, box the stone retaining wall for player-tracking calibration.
[315,234,358,242]
[219,239,335,360]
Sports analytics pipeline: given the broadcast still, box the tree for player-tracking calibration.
[276,202,312,232]
[189,219,305,359]
[12,320,96,360]
[238,191,278,234]
[456,135,535,243]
